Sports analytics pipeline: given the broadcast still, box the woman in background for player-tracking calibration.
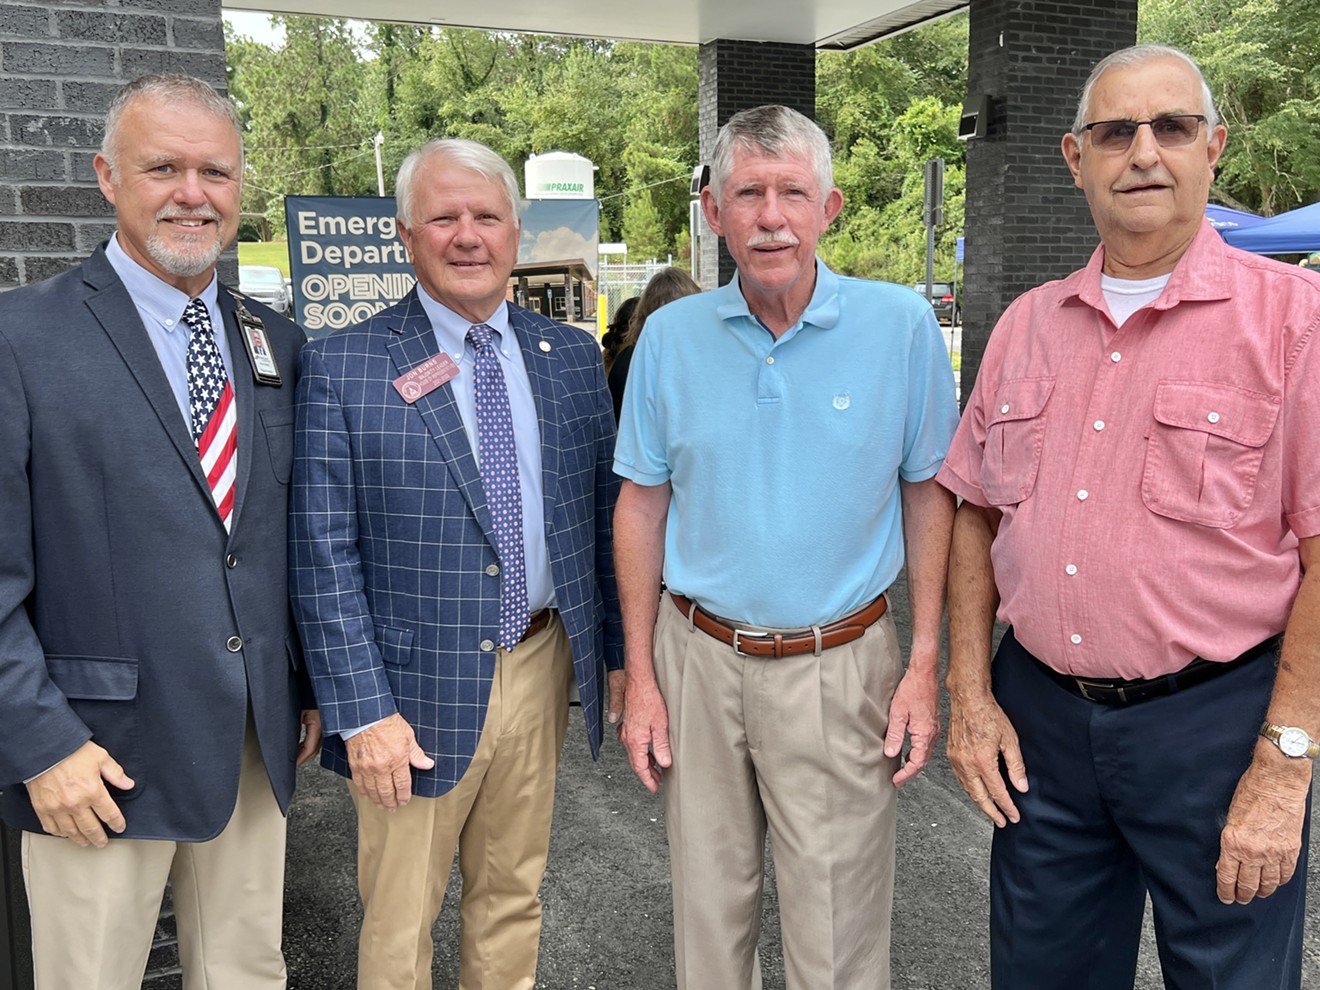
[609,267,700,422]
[601,296,638,377]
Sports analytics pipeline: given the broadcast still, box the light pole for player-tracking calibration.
[374,131,385,197]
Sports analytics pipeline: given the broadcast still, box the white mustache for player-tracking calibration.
[1114,170,1171,192]
[746,231,800,248]
[156,205,222,223]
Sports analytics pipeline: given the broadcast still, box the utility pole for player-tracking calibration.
[923,158,945,301]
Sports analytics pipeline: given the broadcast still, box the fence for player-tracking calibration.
[597,259,675,323]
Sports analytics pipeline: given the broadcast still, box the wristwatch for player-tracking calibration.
[1259,721,1320,759]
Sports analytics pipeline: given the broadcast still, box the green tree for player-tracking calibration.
[234,16,371,229]
[1141,0,1320,214]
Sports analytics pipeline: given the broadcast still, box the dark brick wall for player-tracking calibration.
[697,39,816,288]
[0,0,229,289]
[960,0,1137,400]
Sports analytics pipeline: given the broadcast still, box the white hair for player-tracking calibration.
[1072,44,1219,135]
[709,104,834,203]
[395,138,523,227]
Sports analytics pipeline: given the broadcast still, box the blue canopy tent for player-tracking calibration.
[1222,201,1320,254]
[1206,204,1263,231]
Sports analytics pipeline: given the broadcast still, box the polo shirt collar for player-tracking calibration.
[1073,218,1232,313]
[714,258,842,333]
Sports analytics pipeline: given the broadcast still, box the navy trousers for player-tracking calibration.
[989,628,1310,990]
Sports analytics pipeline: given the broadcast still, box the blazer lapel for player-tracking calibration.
[81,251,217,511]
[382,292,498,546]
[510,306,563,527]
[217,289,255,535]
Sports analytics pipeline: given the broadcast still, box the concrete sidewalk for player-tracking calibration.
[259,578,1320,989]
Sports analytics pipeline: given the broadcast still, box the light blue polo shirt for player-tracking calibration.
[614,260,958,627]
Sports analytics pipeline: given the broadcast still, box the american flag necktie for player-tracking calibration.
[468,323,530,649]
[182,298,237,531]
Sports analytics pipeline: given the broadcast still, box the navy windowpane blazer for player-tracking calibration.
[290,291,623,795]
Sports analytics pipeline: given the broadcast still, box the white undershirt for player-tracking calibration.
[1100,272,1172,327]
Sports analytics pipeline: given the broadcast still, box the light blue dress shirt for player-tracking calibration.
[104,234,235,429]
[414,285,556,614]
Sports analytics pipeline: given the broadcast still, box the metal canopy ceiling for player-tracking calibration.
[222,0,968,50]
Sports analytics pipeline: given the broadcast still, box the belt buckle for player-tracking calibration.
[1074,678,1124,703]
[733,628,770,660]
[731,628,766,657]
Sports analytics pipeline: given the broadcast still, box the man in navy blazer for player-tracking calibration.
[290,137,624,990]
[0,74,319,988]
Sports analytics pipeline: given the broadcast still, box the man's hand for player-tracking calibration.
[605,668,626,734]
[885,664,940,786]
[1216,746,1311,904]
[297,709,323,767]
[345,713,435,810]
[620,672,671,794]
[26,741,134,848]
[946,687,1029,826]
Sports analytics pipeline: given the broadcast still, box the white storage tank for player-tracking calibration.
[525,151,595,200]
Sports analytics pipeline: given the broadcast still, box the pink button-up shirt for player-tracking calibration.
[939,222,1320,678]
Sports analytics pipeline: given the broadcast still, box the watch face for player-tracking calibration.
[1279,727,1310,758]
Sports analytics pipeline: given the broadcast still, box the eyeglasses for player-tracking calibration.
[1082,114,1208,152]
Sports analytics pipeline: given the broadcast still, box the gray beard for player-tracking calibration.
[147,229,224,279]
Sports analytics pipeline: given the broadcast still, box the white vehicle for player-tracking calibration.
[238,264,291,315]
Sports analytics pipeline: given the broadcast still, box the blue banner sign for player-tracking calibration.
[285,195,415,338]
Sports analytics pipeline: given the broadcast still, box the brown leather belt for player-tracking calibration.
[669,592,888,658]
[520,608,554,643]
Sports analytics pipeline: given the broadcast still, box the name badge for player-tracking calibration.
[393,353,460,403]
[229,291,283,386]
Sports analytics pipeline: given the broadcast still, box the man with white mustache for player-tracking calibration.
[940,45,1320,989]
[0,73,318,988]
[613,104,959,989]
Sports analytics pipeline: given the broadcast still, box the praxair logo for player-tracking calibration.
[538,182,586,193]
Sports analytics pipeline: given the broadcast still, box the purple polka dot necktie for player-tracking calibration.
[468,323,530,649]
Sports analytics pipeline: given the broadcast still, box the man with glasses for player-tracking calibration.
[939,44,1320,989]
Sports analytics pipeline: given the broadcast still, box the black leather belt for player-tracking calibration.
[670,592,888,658]
[1034,635,1280,705]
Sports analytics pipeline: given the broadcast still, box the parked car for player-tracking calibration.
[239,264,291,315]
[910,281,959,326]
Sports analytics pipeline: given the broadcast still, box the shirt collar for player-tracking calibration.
[1072,218,1233,313]
[415,283,512,357]
[713,258,843,335]
[104,233,219,329]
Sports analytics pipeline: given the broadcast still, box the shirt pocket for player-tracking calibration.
[1141,381,1280,528]
[981,377,1055,506]
[259,408,295,485]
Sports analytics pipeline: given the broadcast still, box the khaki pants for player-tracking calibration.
[22,718,288,990]
[655,593,904,990]
[351,613,574,990]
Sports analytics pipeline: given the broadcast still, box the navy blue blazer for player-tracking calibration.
[290,291,623,795]
[0,247,308,840]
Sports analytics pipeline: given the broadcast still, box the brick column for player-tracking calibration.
[960,0,1137,400]
[0,0,228,290]
[697,39,815,288]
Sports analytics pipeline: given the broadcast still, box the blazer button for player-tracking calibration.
[226,636,243,652]
[226,554,238,568]
[480,639,495,652]
[485,564,500,576]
